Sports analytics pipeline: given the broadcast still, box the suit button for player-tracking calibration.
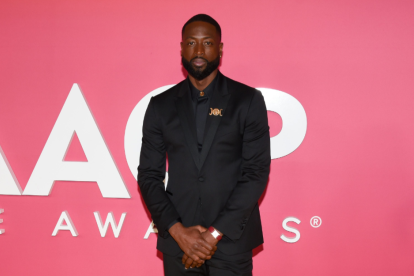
[198,177,204,182]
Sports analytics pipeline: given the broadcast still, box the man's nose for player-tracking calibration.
[196,43,204,56]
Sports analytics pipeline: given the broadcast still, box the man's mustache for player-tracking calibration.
[191,57,208,62]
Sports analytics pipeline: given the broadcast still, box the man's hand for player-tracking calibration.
[169,223,215,265]
[181,228,221,269]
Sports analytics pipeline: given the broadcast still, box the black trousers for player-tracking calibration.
[163,250,253,276]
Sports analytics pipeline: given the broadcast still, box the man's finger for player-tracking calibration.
[204,247,217,260]
[193,241,213,256]
[185,256,193,269]
[182,254,188,264]
[194,225,208,233]
[193,250,208,261]
[189,257,204,268]
[197,238,213,251]
[194,259,204,268]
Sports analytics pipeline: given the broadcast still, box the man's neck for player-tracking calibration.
[188,69,218,91]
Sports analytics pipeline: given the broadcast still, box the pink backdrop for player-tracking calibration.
[1,0,414,275]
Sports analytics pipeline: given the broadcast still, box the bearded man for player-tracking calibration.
[138,14,270,276]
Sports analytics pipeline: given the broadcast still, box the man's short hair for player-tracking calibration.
[182,14,221,41]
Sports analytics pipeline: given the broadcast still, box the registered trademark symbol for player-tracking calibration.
[310,216,322,228]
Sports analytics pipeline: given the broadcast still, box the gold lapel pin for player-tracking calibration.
[209,108,223,116]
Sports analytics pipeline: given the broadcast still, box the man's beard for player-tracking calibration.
[182,55,220,81]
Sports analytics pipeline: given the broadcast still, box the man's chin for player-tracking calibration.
[187,69,208,80]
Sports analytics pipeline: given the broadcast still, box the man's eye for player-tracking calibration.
[188,41,195,45]
[205,41,212,45]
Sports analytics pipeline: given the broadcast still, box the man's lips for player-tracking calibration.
[191,58,207,67]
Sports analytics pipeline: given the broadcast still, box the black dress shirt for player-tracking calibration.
[188,74,218,152]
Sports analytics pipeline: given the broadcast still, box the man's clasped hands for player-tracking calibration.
[169,223,219,269]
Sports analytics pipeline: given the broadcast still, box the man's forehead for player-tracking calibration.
[183,21,218,39]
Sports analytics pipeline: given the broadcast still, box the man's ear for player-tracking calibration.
[219,42,223,57]
[180,42,183,56]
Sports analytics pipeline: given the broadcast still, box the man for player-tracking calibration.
[138,14,270,276]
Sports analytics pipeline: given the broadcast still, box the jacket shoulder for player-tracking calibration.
[225,75,263,102]
[151,80,185,103]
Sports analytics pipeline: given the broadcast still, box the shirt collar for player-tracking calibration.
[188,72,219,102]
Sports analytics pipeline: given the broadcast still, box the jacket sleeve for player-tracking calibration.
[211,90,271,241]
[137,97,180,238]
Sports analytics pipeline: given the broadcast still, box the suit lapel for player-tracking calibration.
[175,80,201,171]
[199,72,231,170]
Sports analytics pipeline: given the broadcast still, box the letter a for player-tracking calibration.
[23,84,130,198]
[0,146,22,195]
[52,211,78,236]
[143,221,158,239]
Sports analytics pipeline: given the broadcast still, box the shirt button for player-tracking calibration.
[198,177,204,182]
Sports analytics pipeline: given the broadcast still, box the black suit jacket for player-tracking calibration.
[138,71,270,256]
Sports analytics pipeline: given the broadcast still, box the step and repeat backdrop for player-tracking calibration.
[1,0,413,275]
